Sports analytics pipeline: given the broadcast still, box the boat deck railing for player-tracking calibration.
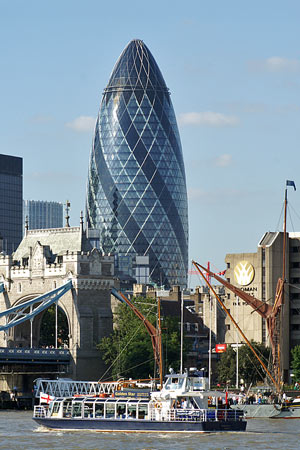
[34,406,47,418]
[33,404,245,422]
[154,408,244,422]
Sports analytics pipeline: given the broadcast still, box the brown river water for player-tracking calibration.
[0,411,299,450]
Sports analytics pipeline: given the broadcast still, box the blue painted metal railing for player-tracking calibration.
[0,280,72,331]
[0,283,4,294]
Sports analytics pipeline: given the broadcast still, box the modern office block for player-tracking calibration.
[86,39,188,287]
[0,154,23,254]
[23,200,63,230]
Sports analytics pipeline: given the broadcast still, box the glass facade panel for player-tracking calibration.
[23,200,63,231]
[86,40,188,287]
[0,154,23,254]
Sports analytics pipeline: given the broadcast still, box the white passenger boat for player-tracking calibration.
[33,368,246,432]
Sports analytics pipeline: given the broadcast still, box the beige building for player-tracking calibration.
[223,231,300,380]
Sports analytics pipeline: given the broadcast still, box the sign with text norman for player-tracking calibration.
[234,261,255,286]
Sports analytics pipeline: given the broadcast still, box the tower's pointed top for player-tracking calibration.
[105,39,169,93]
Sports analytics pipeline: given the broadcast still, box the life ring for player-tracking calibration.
[155,402,162,409]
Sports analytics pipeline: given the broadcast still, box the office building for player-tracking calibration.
[223,231,300,380]
[86,39,188,288]
[23,200,63,230]
[0,154,23,254]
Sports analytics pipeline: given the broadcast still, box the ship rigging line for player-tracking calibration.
[98,303,157,383]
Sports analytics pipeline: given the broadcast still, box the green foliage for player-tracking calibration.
[216,342,271,386]
[291,345,300,381]
[98,297,187,380]
[216,346,236,384]
[39,305,69,348]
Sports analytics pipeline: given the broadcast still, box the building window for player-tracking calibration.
[22,257,29,267]
[17,282,22,293]
[53,281,57,289]
[291,262,300,268]
[225,324,231,331]
[227,293,231,299]
[291,278,300,284]
[227,262,230,269]
[227,278,230,283]
[262,248,265,267]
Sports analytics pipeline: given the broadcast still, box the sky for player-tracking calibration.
[1,1,300,286]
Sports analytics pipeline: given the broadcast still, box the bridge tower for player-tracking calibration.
[0,219,115,393]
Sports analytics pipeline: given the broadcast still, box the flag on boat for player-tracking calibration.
[40,392,55,404]
[286,180,296,191]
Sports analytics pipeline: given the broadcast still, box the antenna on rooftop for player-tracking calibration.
[65,200,71,228]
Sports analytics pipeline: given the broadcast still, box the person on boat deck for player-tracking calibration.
[181,398,188,409]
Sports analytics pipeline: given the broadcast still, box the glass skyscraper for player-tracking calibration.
[0,154,23,254]
[86,39,188,287]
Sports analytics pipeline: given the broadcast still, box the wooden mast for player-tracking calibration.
[157,296,163,389]
[193,261,279,391]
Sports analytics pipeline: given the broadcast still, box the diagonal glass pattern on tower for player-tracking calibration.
[86,39,188,287]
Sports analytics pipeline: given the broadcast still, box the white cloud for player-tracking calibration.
[265,57,300,71]
[179,111,239,127]
[66,116,96,132]
[249,57,300,72]
[214,154,232,167]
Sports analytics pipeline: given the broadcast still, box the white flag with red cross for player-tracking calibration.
[40,392,55,404]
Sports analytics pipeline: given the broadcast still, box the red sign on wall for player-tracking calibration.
[215,344,227,353]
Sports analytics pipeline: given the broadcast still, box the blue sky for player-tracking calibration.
[1,1,300,283]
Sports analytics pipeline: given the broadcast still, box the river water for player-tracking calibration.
[0,411,299,450]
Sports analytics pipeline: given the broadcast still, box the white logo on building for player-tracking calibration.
[234,261,255,286]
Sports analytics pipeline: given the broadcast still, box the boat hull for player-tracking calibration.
[272,407,300,419]
[33,417,246,433]
[231,404,281,418]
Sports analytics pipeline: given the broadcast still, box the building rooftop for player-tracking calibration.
[13,226,92,261]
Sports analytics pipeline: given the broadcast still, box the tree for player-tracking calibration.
[39,305,69,348]
[98,297,188,381]
[216,342,271,386]
[291,345,300,381]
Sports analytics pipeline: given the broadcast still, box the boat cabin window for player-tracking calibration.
[138,404,148,419]
[116,403,126,418]
[164,377,184,390]
[72,402,82,418]
[187,377,204,390]
[127,404,137,418]
[105,403,115,418]
[63,400,72,418]
[95,402,104,418]
[84,402,94,418]
[51,401,60,415]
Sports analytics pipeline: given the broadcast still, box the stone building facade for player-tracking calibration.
[0,221,115,390]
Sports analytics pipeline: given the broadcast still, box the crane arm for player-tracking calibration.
[111,288,161,369]
[192,261,273,318]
